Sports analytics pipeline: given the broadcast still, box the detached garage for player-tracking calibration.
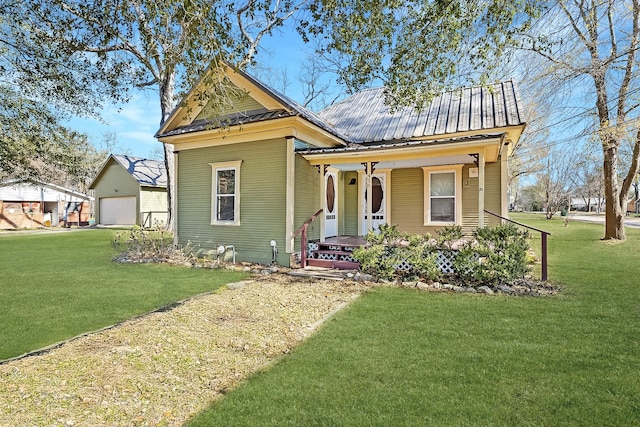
[90,155,168,226]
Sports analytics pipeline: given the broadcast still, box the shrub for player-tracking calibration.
[352,224,439,281]
[352,223,531,286]
[112,226,196,264]
[454,224,530,285]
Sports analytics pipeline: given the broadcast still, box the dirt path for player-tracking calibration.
[0,276,370,426]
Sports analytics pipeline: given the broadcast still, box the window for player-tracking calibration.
[211,161,242,225]
[423,166,463,225]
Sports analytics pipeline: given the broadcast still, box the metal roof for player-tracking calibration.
[156,65,524,148]
[158,109,295,138]
[156,66,350,142]
[297,133,505,156]
[111,155,167,188]
[0,179,93,201]
[317,81,525,144]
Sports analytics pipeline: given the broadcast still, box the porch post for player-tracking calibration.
[478,151,485,228]
[319,163,326,242]
[366,162,373,232]
[173,151,179,246]
[285,137,295,253]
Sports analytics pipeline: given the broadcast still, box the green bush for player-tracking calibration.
[353,223,531,285]
[352,224,439,281]
[454,224,530,285]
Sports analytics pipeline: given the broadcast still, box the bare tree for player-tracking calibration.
[539,150,578,219]
[518,1,640,238]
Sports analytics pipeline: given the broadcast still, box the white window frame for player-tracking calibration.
[422,165,463,226]
[210,160,242,226]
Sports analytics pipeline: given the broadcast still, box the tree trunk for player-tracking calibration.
[603,143,625,240]
[160,73,176,231]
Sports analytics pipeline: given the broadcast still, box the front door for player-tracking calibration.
[324,170,338,237]
[361,173,387,234]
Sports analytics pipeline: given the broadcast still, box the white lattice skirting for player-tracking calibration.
[395,250,457,274]
[308,242,457,273]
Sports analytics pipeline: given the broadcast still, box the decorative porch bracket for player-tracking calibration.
[484,209,551,281]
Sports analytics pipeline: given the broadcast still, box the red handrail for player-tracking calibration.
[292,209,323,268]
[484,210,551,281]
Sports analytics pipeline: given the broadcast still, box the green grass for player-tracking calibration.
[0,229,246,360]
[189,215,640,426]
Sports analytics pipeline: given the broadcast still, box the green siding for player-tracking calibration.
[391,164,503,237]
[390,168,426,235]
[140,187,168,226]
[196,87,264,121]
[462,163,502,231]
[343,171,359,235]
[484,161,502,226]
[92,160,140,224]
[461,164,479,234]
[293,155,320,250]
[178,139,289,265]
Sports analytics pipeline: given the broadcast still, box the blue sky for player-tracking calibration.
[67,29,314,160]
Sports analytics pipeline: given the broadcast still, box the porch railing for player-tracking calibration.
[292,209,323,268]
[484,209,551,281]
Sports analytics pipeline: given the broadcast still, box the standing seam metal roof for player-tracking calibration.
[317,81,524,144]
[156,66,524,146]
[112,155,167,188]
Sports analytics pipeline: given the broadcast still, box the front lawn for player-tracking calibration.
[189,215,640,426]
[0,229,246,361]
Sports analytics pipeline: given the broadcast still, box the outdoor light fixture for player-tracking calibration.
[348,178,357,185]
[270,240,278,265]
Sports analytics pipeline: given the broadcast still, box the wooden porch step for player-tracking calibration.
[315,242,362,249]
[312,249,357,257]
[306,258,360,270]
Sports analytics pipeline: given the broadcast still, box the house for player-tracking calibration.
[155,65,526,267]
[89,154,168,227]
[571,197,604,213]
[0,179,92,229]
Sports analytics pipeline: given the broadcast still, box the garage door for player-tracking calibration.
[100,197,137,225]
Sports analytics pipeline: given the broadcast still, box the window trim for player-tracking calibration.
[422,165,463,226]
[210,160,242,226]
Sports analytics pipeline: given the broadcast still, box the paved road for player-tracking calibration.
[569,214,640,229]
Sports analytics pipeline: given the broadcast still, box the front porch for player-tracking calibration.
[305,236,366,270]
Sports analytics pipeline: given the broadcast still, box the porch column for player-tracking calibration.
[366,162,373,232]
[173,151,179,246]
[319,163,326,242]
[478,151,485,228]
[285,137,295,253]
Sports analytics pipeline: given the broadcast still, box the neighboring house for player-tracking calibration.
[155,65,526,266]
[571,197,604,213]
[90,155,168,227]
[0,180,92,229]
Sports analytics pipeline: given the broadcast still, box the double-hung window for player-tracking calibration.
[423,165,463,225]
[211,161,242,225]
